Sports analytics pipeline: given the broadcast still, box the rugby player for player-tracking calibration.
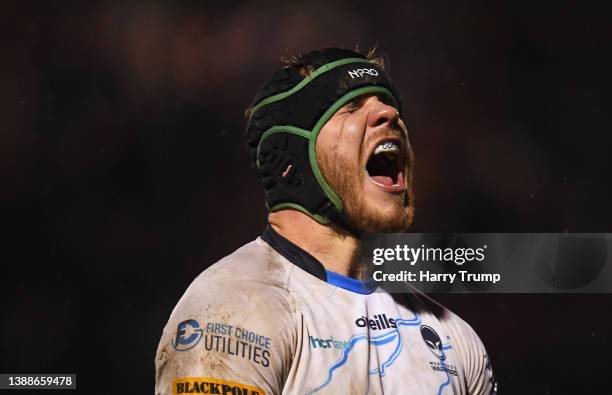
[155,48,496,394]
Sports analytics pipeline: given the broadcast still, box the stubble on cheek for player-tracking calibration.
[317,145,414,233]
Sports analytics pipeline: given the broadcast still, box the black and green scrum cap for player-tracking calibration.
[245,48,403,231]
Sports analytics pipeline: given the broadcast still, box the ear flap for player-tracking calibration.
[258,131,330,217]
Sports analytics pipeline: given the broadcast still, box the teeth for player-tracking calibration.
[374,141,399,155]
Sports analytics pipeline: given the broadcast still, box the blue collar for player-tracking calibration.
[326,270,377,295]
[261,225,376,295]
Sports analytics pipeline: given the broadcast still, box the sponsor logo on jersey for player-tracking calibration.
[171,320,272,367]
[172,319,203,351]
[347,68,379,79]
[354,313,397,330]
[309,335,350,350]
[172,377,265,395]
[419,325,445,360]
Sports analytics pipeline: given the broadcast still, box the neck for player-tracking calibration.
[268,210,362,278]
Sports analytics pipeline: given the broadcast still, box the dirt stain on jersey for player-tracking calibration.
[266,247,284,272]
[202,353,229,374]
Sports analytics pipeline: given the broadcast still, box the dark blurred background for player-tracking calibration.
[2,0,611,393]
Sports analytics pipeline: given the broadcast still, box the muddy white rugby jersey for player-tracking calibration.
[155,226,496,395]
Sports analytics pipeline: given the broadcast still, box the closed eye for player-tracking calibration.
[340,93,395,114]
[341,95,371,114]
[342,98,366,113]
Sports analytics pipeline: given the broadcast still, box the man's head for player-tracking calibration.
[245,48,414,234]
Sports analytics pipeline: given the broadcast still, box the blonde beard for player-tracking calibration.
[318,149,415,233]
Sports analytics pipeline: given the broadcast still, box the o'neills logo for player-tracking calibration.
[355,314,397,330]
[173,377,265,395]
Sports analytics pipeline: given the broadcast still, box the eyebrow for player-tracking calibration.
[343,94,397,114]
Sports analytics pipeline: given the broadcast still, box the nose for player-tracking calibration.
[365,96,400,129]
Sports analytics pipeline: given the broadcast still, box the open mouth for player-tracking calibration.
[365,139,406,193]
